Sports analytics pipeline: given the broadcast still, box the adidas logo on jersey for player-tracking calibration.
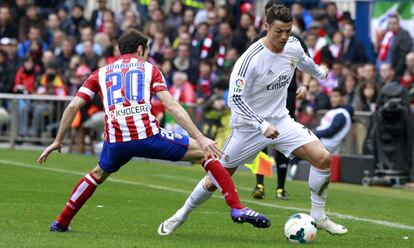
[266,69,274,76]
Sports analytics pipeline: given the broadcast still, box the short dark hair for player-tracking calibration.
[266,5,292,25]
[118,29,148,55]
[264,0,283,13]
[332,87,346,96]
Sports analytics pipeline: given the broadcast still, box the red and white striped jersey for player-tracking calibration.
[76,54,168,143]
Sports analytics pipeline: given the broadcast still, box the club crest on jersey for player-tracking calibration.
[234,78,245,93]
[290,58,296,69]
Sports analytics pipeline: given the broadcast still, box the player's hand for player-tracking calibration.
[296,86,307,99]
[320,65,329,79]
[196,136,224,160]
[264,125,279,139]
[37,141,63,165]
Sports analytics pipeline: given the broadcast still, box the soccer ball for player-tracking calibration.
[284,213,317,244]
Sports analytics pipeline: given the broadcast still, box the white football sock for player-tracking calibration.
[308,166,330,220]
[175,176,214,220]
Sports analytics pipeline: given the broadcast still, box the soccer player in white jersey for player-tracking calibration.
[38,29,270,232]
[159,5,348,236]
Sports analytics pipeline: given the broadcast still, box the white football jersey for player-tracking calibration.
[228,37,327,133]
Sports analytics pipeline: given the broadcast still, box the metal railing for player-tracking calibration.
[0,93,73,148]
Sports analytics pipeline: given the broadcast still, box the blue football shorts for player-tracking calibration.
[98,128,189,173]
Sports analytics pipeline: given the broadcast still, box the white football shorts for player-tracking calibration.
[220,115,319,168]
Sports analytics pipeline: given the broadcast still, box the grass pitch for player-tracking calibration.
[0,149,413,247]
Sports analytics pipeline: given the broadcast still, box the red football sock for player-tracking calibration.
[56,172,100,226]
[202,157,244,209]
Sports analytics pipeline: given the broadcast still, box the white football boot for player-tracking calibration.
[158,213,187,236]
[316,216,348,235]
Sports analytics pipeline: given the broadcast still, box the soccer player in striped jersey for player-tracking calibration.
[38,29,270,232]
[160,5,348,236]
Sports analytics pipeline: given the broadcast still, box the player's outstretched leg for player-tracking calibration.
[50,166,108,232]
[158,159,270,235]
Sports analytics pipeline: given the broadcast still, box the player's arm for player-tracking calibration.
[156,90,223,159]
[296,46,328,80]
[37,96,86,164]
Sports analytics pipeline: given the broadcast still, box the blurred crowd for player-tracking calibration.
[0,0,413,139]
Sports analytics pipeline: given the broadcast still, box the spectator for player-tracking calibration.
[232,12,254,54]
[28,40,44,68]
[320,30,343,66]
[314,87,353,154]
[217,4,235,28]
[318,61,343,94]
[120,10,140,32]
[10,0,30,25]
[75,25,103,56]
[362,63,379,84]
[0,37,19,72]
[116,0,139,28]
[101,10,120,41]
[29,61,68,137]
[194,0,215,26]
[56,37,75,74]
[292,2,313,30]
[206,10,219,37]
[169,71,196,104]
[50,30,65,56]
[376,15,413,79]
[62,4,88,40]
[165,0,183,41]
[149,8,165,28]
[183,8,196,36]
[341,22,367,64]
[17,26,48,59]
[0,6,18,39]
[13,57,40,136]
[165,71,196,135]
[214,21,234,67]
[400,52,414,89]
[325,2,340,36]
[201,80,227,139]
[379,63,395,87]
[172,44,198,84]
[81,40,99,71]
[160,59,175,87]
[193,22,215,59]
[246,24,259,44]
[63,55,81,95]
[18,4,45,41]
[196,60,216,102]
[356,81,379,112]
[43,13,61,47]
[0,50,13,93]
[149,30,170,64]
[342,73,359,108]
[297,78,330,128]
[90,0,108,32]
[41,50,55,69]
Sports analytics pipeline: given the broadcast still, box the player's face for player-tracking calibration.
[265,20,292,52]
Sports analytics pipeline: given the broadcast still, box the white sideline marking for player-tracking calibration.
[1,159,414,231]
